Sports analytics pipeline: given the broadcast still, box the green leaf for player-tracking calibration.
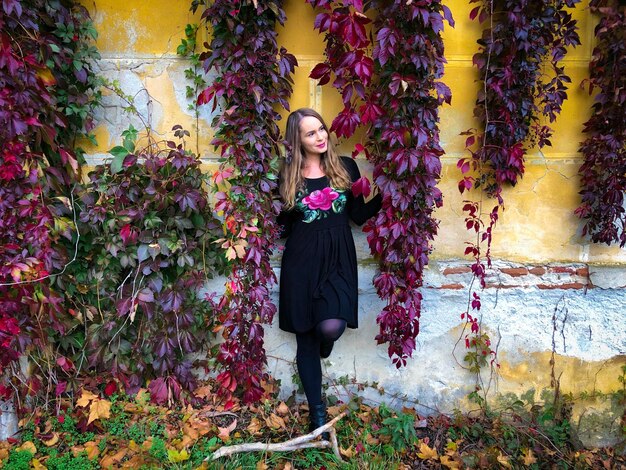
[191,213,204,228]
[109,145,129,159]
[123,137,135,153]
[110,154,126,174]
[109,146,129,174]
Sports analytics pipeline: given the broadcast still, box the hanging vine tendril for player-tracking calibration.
[196,0,296,404]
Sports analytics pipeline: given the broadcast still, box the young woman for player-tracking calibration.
[278,108,381,437]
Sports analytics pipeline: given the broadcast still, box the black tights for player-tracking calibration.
[295,319,346,406]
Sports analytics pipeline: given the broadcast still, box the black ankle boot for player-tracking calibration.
[320,340,334,358]
[308,403,330,440]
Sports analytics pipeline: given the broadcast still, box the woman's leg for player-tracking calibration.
[315,318,346,342]
[295,331,323,406]
[295,319,347,437]
[295,318,347,404]
[316,318,346,358]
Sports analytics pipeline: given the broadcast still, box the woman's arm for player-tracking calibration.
[277,208,295,239]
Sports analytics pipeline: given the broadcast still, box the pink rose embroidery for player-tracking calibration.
[302,187,339,211]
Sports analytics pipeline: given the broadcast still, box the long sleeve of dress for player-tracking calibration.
[341,156,382,226]
[277,208,295,239]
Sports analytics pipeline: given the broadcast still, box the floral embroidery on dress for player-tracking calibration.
[297,187,346,223]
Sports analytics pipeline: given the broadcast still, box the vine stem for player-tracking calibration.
[456,0,500,401]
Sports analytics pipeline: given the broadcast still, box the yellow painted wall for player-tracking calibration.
[82,0,626,265]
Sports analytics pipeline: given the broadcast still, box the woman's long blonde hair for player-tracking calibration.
[280,108,351,209]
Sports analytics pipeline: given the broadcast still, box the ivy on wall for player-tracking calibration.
[66,124,227,404]
[576,0,626,247]
[456,0,581,387]
[364,0,452,367]
[307,0,374,140]
[0,0,100,402]
[196,0,296,404]
[459,0,582,200]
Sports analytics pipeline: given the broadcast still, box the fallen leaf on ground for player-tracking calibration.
[327,405,344,417]
[276,401,290,416]
[417,441,439,461]
[100,448,128,468]
[128,440,141,452]
[123,402,140,413]
[247,417,263,435]
[183,422,200,440]
[264,413,286,430]
[522,447,537,466]
[122,454,149,468]
[42,432,59,447]
[135,388,150,405]
[194,384,213,399]
[497,451,512,468]
[17,441,37,455]
[217,418,237,441]
[256,460,269,470]
[168,448,190,463]
[84,440,100,460]
[88,397,111,424]
[440,454,461,469]
[76,389,98,407]
[340,446,355,458]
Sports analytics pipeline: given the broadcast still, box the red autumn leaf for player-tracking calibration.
[310,62,332,86]
[55,381,67,396]
[330,107,360,139]
[351,176,371,198]
[56,356,75,372]
[458,176,473,194]
[119,224,137,245]
[103,380,117,397]
[148,377,168,405]
[351,143,365,158]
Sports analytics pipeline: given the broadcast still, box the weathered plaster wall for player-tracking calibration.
[82,0,626,446]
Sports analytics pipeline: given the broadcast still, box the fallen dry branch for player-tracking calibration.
[207,411,348,461]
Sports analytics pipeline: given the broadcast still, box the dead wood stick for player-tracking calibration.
[207,411,347,461]
[198,411,239,419]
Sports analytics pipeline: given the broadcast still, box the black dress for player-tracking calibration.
[278,157,382,334]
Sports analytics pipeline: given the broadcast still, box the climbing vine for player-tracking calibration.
[363,0,453,367]
[307,0,374,140]
[66,124,226,404]
[460,0,581,199]
[308,0,452,367]
[176,23,208,156]
[457,0,581,389]
[0,0,100,402]
[576,0,626,247]
[196,0,296,404]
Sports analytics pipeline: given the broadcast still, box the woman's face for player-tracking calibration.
[299,116,328,158]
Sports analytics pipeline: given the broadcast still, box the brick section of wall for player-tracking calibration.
[426,261,626,291]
